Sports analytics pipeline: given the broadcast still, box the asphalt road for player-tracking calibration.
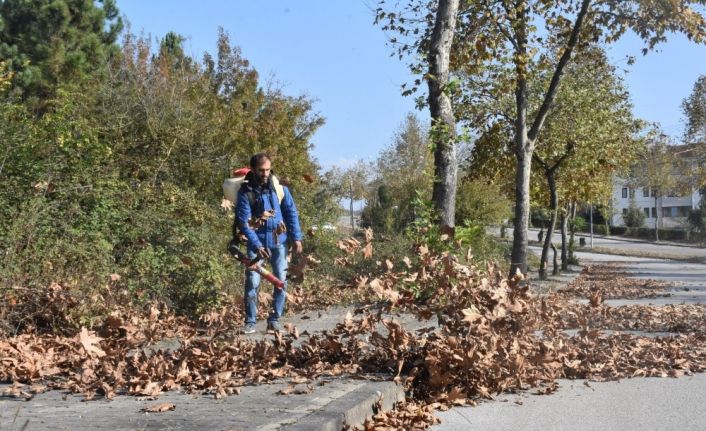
[493,226,706,261]
[434,374,706,431]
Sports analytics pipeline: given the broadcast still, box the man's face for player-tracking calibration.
[254,159,271,185]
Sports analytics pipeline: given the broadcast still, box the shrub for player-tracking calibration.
[455,179,511,228]
[623,198,645,229]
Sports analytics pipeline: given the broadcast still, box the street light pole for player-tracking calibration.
[349,177,355,230]
[589,202,594,249]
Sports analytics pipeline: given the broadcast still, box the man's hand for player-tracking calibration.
[292,240,303,254]
[257,247,271,259]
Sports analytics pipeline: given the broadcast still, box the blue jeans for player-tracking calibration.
[244,244,288,325]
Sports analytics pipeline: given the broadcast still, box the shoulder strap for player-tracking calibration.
[271,175,285,203]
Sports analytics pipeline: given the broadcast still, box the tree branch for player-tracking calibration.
[549,140,576,172]
[528,0,592,141]
[533,152,549,171]
[484,0,518,49]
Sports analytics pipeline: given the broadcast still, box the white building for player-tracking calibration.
[611,143,704,228]
[610,181,702,228]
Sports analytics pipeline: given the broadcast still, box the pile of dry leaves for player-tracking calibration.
[1,231,705,431]
[556,264,672,300]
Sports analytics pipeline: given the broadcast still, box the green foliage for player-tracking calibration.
[571,215,587,232]
[455,179,511,228]
[682,75,706,144]
[530,208,551,229]
[0,0,123,105]
[0,28,324,322]
[361,113,433,233]
[361,184,396,233]
[623,197,646,229]
[406,192,444,252]
[406,193,508,265]
[299,171,344,230]
[467,46,642,209]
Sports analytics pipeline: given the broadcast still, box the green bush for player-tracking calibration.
[623,198,645,229]
[407,195,509,265]
[0,29,326,326]
[456,179,511,228]
[530,208,552,228]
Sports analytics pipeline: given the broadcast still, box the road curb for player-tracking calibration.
[284,380,405,430]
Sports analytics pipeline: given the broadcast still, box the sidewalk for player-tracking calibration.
[0,377,403,431]
[0,306,427,431]
[7,247,702,430]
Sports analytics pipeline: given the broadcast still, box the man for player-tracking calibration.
[235,153,303,334]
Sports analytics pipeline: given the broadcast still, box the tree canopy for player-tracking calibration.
[377,0,706,273]
[683,74,706,144]
[0,0,123,106]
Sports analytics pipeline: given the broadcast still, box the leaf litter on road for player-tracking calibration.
[1,232,705,430]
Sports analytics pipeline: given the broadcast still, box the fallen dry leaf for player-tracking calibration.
[141,403,176,413]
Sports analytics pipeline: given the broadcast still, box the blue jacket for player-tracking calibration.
[235,181,303,252]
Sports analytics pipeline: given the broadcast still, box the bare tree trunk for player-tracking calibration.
[568,201,576,261]
[427,0,460,233]
[551,243,559,275]
[509,0,591,275]
[511,146,532,275]
[535,144,574,279]
[560,207,568,270]
[539,171,558,280]
[510,4,531,276]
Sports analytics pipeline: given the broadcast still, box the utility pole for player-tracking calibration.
[349,177,355,230]
[589,202,594,249]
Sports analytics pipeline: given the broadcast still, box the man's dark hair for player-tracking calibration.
[249,153,271,169]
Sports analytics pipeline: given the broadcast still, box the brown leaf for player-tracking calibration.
[141,403,176,413]
[278,386,295,395]
[79,327,106,358]
[363,242,373,259]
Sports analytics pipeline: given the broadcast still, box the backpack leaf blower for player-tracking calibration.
[228,240,285,290]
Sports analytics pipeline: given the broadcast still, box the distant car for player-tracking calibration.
[310,223,337,232]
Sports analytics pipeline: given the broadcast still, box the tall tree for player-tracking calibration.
[374,113,434,231]
[376,0,460,231]
[427,0,461,231]
[683,75,706,144]
[0,0,123,106]
[468,44,643,275]
[532,47,640,276]
[379,0,706,274]
[629,133,690,242]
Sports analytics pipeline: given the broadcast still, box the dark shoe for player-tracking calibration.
[243,323,256,334]
[267,321,283,332]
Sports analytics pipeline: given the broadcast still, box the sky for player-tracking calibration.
[116,1,706,169]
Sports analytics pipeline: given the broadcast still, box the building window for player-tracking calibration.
[677,206,690,217]
[662,207,673,217]
[622,208,628,216]
[643,208,650,217]
[629,188,635,198]
[651,207,657,218]
[643,188,649,197]
[622,187,628,198]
